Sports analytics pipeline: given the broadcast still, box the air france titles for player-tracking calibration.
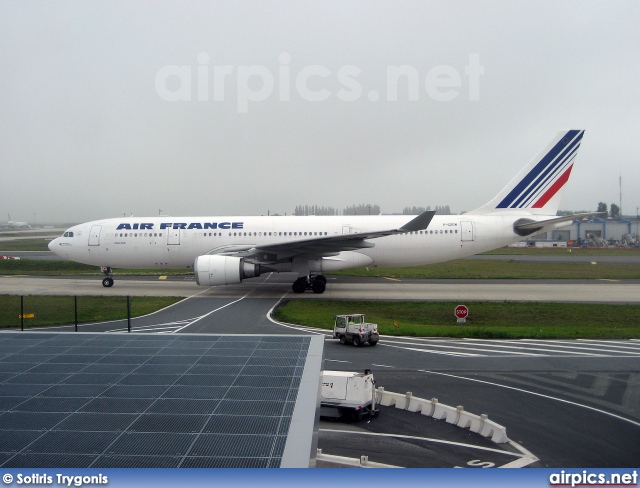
[116,222,244,230]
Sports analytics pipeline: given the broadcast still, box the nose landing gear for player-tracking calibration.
[292,274,327,294]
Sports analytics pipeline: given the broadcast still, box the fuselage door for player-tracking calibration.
[342,225,351,234]
[460,221,474,242]
[88,225,102,246]
[167,227,180,245]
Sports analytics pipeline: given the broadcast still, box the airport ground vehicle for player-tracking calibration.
[333,314,379,346]
[320,370,378,420]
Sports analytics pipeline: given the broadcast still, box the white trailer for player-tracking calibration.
[320,370,379,420]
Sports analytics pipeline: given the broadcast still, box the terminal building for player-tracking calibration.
[519,216,640,247]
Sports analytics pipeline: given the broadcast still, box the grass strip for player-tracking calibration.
[328,260,640,279]
[273,299,640,339]
[0,295,182,328]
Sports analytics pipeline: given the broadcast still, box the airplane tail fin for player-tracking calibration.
[468,130,585,216]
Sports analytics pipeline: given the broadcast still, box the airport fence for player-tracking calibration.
[1,295,135,331]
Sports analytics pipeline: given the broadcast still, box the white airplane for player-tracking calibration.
[0,214,30,230]
[49,130,593,294]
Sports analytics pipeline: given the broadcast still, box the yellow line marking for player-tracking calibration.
[383,277,401,281]
[158,276,167,280]
[598,279,620,282]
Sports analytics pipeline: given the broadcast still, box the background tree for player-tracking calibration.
[610,203,620,218]
[597,202,608,214]
[343,204,381,215]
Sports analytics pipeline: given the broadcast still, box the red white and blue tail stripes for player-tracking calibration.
[496,130,584,210]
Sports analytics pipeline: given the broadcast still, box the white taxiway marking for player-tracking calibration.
[172,295,250,332]
[171,274,275,333]
[266,296,328,335]
[383,340,548,356]
[418,370,640,429]
[381,343,482,357]
[319,428,537,467]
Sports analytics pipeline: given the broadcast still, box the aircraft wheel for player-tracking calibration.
[292,279,306,294]
[311,280,326,294]
[102,277,114,288]
[352,336,360,347]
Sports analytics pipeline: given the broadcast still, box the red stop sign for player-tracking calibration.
[455,305,469,319]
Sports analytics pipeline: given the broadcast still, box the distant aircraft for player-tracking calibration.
[0,214,30,229]
[50,130,594,293]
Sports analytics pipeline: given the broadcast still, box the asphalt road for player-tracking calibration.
[2,274,640,303]
[9,275,640,468]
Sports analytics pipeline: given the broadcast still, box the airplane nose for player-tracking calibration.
[48,238,57,252]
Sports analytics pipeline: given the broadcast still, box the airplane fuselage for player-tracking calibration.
[49,213,530,271]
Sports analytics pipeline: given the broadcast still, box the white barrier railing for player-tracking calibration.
[316,449,401,468]
[375,387,508,444]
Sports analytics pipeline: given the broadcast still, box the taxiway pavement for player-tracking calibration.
[2,274,640,303]
[5,275,639,467]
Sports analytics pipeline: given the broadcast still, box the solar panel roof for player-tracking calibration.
[0,332,323,468]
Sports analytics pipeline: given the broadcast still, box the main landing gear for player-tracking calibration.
[292,274,327,294]
[101,266,114,287]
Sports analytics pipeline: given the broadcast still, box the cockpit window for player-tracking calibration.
[63,231,74,238]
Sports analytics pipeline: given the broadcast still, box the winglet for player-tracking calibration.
[400,210,436,232]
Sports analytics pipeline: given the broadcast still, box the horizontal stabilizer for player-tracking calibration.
[514,212,606,236]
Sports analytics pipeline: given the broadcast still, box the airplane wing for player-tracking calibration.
[514,212,606,235]
[207,210,436,261]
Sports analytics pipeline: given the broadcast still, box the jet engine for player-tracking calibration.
[194,255,260,286]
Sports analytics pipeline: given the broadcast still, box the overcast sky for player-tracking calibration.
[1,1,638,224]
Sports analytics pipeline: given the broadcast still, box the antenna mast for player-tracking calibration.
[619,173,622,217]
